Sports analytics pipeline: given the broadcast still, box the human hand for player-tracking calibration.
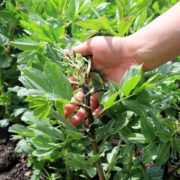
[71,36,139,83]
[64,36,140,125]
[64,90,102,126]
[64,77,101,126]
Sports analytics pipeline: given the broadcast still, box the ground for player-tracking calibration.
[0,127,32,180]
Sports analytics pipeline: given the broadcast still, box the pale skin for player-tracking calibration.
[64,3,180,126]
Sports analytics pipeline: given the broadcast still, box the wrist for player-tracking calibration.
[123,34,154,71]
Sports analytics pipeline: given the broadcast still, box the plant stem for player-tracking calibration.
[83,84,105,180]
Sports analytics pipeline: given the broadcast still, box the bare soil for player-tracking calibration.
[0,127,32,180]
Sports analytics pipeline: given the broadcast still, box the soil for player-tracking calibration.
[0,127,32,180]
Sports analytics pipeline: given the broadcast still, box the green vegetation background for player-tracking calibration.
[0,0,179,179]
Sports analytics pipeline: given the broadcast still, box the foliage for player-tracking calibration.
[0,0,180,179]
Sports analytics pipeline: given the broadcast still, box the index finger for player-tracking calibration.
[73,41,92,56]
[64,90,84,118]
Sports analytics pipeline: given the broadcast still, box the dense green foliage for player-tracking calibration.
[0,0,180,179]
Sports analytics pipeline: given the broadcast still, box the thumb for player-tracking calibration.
[73,40,92,56]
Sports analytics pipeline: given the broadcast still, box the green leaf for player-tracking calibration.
[31,135,56,150]
[55,98,70,117]
[19,65,51,92]
[65,153,96,178]
[171,138,180,159]
[76,16,117,35]
[44,1,59,17]
[0,33,9,46]
[156,129,171,143]
[90,72,104,90]
[133,10,147,32]
[19,62,73,100]
[67,0,76,19]
[6,2,17,12]
[32,149,55,159]
[107,146,119,165]
[31,169,41,180]
[13,108,27,117]
[128,133,147,144]
[9,124,35,137]
[26,95,53,120]
[66,129,84,140]
[76,19,101,30]
[134,73,158,94]
[86,167,96,178]
[17,50,37,64]
[0,55,12,68]
[15,139,33,153]
[21,111,38,123]
[136,90,151,104]
[117,16,136,36]
[120,65,142,96]
[122,99,147,116]
[146,167,163,180]
[11,39,41,51]
[101,91,119,110]
[112,112,128,134]
[96,2,110,11]
[142,143,157,163]
[80,30,98,41]
[0,119,10,127]
[140,117,155,141]
[51,172,62,180]
[156,142,170,166]
[31,119,65,141]
[43,62,72,99]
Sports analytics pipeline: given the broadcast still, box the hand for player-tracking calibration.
[64,77,101,126]
[72,36,139,83]
[64,36,140,126]
[64,89,102,126]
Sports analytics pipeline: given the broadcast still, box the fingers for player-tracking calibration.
[69,93,100,126]
[72,41,92,56]
[68,76,76,83]
[90,93,99,111]
[70,108,86,126]
[93,106,101,118]
[65,91,99,118]
[85,106,102,126]
[64,90,84,118]
[70,106,101,126]
[68,76,77,90]
[65,40,92,57]
[64,91,101,126]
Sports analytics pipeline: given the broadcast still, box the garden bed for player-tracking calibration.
[0,128,32,180]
